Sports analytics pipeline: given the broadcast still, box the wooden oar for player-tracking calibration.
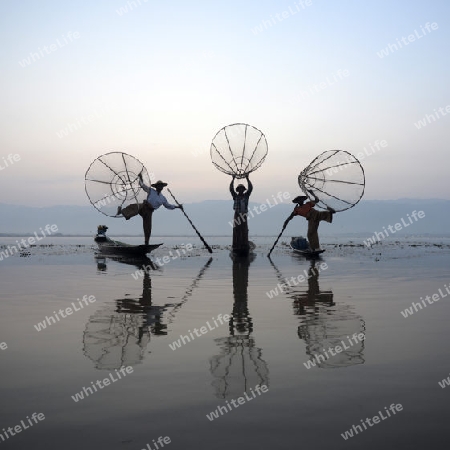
[267,212,295,257]
[167,188,213,254]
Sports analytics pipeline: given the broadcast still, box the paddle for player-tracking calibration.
[267,212,295,257]
[166,188,213,254]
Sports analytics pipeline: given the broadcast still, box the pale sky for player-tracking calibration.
[1,0,449,207]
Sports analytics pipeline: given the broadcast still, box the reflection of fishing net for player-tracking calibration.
[298,304,366,368]
[85,152,151,217]
[299,150,365,212]
[83,303,150,370]
[210,123,268,179]
[209,336,270,399]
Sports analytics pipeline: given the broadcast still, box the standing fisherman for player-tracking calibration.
[292,190,335,252]
[230,174,253,256]
[118,174,182,245]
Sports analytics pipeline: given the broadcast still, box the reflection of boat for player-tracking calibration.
[94,225,162,256]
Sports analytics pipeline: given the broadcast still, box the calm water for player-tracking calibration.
[1,236,450,449]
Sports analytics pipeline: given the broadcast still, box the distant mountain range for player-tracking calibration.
[0,199,448,237]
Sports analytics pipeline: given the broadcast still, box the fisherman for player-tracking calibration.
[118,174,182,245]
[291,190,335,252]
[230,174,253,256]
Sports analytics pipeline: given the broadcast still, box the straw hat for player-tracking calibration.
[292,195,308,204]
[151,180,168,187]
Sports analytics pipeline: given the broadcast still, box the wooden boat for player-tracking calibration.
[94,225,162,257]
[290,236,325,257]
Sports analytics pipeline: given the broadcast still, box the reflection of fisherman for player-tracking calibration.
[118,174,182,245]
[230,174,253,256]
[209,253,269,398]
[291,190,335,252]
[292,260,365,369]
[293,261,334,315]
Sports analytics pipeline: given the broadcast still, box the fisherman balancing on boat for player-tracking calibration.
[117,174,183,245]
[230,174,253,255]
[291,190,335,252]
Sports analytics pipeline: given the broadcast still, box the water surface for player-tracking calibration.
[1,236,449,449]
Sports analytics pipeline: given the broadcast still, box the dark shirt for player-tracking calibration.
[230,179,253,214]
[293,201,316,217]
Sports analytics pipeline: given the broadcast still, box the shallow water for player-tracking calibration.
[1,236,450,449]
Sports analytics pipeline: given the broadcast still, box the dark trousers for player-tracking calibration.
[306,209,332,250]
[121,202,155,245]
[232,211,249,255]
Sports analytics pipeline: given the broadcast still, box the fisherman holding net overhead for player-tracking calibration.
[118,175,182,245]
[210,123,268,257]
[230,174,253,255]
[291,191,335,252]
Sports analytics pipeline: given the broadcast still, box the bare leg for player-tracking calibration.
[139,203,154,245]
